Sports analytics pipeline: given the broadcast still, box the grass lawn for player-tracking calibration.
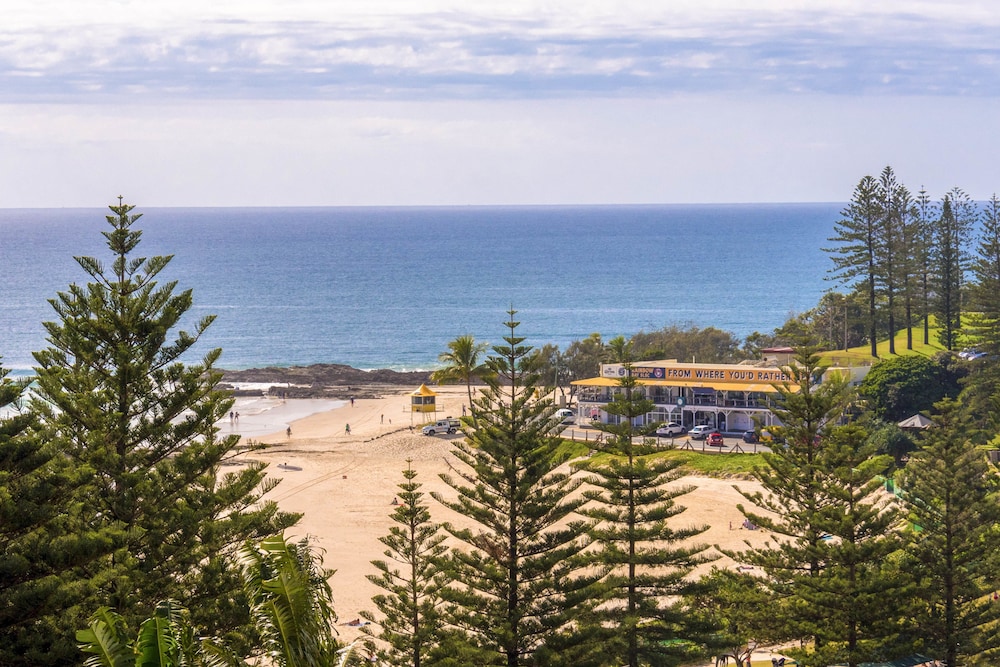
[820,324,948,367]
[567,441,765,477]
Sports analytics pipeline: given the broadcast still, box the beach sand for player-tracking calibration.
[232,386,774,647]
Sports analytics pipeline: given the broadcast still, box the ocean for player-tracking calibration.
[0,204,840,373]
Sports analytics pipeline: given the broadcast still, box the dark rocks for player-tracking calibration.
[219,363,434,399]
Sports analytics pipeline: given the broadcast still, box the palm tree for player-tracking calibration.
[239,534,341,667]
[430,334,488,415]
[76,534,362,667]
[77,600,243,667]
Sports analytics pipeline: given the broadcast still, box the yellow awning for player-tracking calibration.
[571,377,619,386]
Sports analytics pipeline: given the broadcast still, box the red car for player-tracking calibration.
[707,431,725,447]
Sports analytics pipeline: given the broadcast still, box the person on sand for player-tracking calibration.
[345,423,351,435]
[286,426,292,438]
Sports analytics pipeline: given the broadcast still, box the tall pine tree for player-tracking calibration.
[932,188,974,350]
[363,462,450,667]
[827,175,883,358]
[914,187,937,346]
[900,399,1000,666]
[877,166,908,355]
[432,310,594,666]
[731,346,853,652]
[792,424,912,666]
[0,362,115,664]
[31,200,299,650]
[967,194,1000,353]
[577,337,714,667]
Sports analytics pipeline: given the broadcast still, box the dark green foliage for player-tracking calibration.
[932,189,975,351]
[866,420,917,467]
[0,361,117,665]
[914,188,937,346]
[430,334,489,415]
[629,324,742,363]
[76,534,345,667]
[731,345,838,641]
[239,534,342,666]
[77,599,243,667]
[859,354,963,422]
[527,343,565,398]
[826,174,882,358]
[746,290,868,356]
[899,399,1000,666]
[562,333,605,395]
[967,194,1000,355]
[688,568,791,667]
[962,194,1000,423]
[733,347,912,662]
[875,166,918,354]
[826,167,931,357]
[787,424,911,666]
[30,201,298,656]
[433,310,595,666]
[362,462,449,667]
[576,337,714,667]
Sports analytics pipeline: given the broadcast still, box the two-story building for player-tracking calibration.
[571,357,865,434]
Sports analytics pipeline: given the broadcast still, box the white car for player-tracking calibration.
[555,408,575,424]
[655,422,685,437]
[422,418,459,435]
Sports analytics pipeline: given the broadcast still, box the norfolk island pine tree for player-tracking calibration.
[432,310,598,667]
[30,200,299,656]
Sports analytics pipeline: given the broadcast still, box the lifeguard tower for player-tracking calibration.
[409,384,438,423]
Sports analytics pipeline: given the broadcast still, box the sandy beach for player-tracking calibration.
[226,385,774,649]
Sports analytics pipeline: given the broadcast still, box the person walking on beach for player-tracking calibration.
[345,423,351,435]
[286,426,292,438]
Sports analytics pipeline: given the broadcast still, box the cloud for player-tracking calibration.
[2,2,999,101]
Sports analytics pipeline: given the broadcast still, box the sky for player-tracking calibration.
[2,0,999,207]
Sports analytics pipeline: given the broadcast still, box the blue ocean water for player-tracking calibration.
[0,204,840,372]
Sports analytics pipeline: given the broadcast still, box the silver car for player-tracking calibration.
[688,425,713,440]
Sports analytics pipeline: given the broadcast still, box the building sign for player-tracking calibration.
[601,363,791,385]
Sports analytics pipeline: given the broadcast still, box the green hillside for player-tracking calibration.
[820,321,950,367]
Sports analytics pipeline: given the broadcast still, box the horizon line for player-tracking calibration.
[0,201,847,211]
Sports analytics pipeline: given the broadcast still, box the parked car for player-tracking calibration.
[422,418,459,436]
[707,431,725,447]
[742,430,759,443]
[555,408,575,424]
[688,425,713,440]
[655,422,685,437]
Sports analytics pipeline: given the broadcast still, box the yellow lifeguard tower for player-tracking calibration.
[410,384,438,415]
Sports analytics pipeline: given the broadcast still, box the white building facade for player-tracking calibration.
[572,359,865,434]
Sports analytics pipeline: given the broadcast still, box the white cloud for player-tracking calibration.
[2,2,999,207]
[2,1,999,101]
